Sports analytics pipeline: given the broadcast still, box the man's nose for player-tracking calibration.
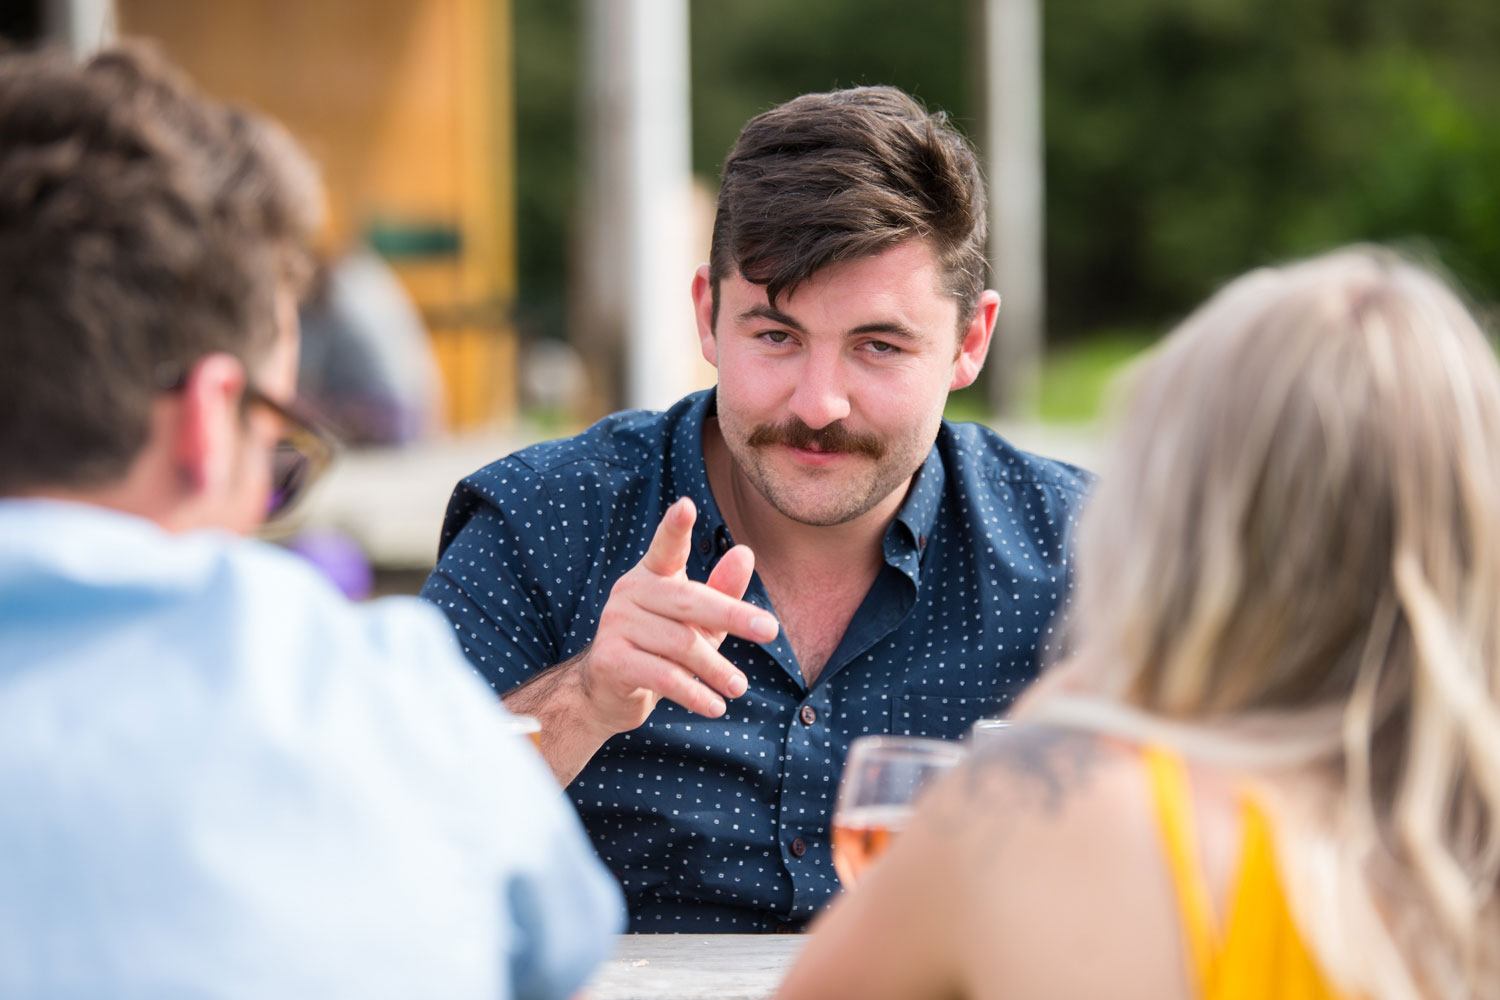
[786,352,851,429]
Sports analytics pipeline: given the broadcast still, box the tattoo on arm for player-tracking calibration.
[935,725,1105,836]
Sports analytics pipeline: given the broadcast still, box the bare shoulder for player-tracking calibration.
[777,726,1203,1000]
[924,725,1196,1000]
[924,724,1147,842]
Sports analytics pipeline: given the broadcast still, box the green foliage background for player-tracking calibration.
[514,0,1500,360]
[1045,0,1500,334]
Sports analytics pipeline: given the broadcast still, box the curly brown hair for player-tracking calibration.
[0,42,322,495]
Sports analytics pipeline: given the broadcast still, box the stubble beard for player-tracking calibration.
[721,415,934,527]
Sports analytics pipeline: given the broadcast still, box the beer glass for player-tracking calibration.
[832,735,965,888]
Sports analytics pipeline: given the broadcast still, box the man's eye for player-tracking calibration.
[866,340,900,354]
[762,330,792,344]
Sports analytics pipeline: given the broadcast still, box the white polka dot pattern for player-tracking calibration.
[421,389,1091,932]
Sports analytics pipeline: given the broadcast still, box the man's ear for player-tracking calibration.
[951,290,1001,391]
[170,353,246,495]
[691,264,719,368]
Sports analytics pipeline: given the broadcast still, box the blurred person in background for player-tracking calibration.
[775,246,1500,999]
[423,85,1091,932]
[0,44,620,998]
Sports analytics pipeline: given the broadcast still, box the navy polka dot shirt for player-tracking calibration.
[421,389,1092,932]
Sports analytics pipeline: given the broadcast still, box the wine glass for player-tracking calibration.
[831,735,966,888]
[968,717,1012,744]
[504,713,542,748]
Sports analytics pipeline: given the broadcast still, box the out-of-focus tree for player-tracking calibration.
[687,0,973,176]
[1046,0,1500,334]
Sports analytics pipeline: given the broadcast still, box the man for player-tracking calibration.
[0,46,621,997]
[424,86,1091,932]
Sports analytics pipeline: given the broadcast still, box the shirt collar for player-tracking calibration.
[892,442,944,550]
[883,441,945,584]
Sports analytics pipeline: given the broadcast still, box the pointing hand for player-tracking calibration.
[573,497,778,734]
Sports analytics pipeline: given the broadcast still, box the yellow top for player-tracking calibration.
[1143,745,1349,1000]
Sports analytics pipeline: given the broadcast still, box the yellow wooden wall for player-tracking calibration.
[117,0,517,430]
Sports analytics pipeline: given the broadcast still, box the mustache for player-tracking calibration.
[746,418,885,459]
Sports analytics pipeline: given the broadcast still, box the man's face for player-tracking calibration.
[695,240,994,527]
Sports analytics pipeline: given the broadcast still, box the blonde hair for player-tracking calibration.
[1035,247,1500,998]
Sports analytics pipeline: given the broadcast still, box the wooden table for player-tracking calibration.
[585,934,806,1000]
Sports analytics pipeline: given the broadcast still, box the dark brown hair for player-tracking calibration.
[0,42,322,496]
[708,86,988,331]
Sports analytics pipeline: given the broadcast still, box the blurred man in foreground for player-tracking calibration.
[0,45,621,997]
[423,86,1091,931]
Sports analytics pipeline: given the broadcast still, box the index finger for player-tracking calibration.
[637,579,780,645]
[638,497,697,577]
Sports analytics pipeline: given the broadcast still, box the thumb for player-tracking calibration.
[701,544,768,648]
[706,544,755,602]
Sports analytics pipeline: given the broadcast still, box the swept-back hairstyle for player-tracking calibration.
[707,85,987,331]
[0,42,322,496]
[1038,247,1500,999]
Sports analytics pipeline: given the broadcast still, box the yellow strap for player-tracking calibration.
[1143,745,1220,994]
[1216,795,1344,1000]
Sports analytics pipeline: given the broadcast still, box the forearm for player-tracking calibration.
[504,652,619,786]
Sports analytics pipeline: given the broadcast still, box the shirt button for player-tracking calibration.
[790,837,807,857]
[918,533,928,549]
[698,537,711,555]
[798,705,817,726]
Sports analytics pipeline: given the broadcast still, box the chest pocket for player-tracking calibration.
[889,681,1029,741]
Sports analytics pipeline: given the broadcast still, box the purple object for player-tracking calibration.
[284,529,374,600]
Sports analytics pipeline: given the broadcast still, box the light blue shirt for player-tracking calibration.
[0,500,624,998]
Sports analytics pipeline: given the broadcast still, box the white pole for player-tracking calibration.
[982,0,1044,418]
[586,0,697,413]
[43,0,116,59]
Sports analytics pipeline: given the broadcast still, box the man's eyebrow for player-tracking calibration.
[849,321,924,343]
[737,304,806,332]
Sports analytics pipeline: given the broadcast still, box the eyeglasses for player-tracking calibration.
[156,362,339,522]
[243,383,337,521]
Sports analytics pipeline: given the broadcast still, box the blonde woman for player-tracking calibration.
[776,247,1500,1000]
